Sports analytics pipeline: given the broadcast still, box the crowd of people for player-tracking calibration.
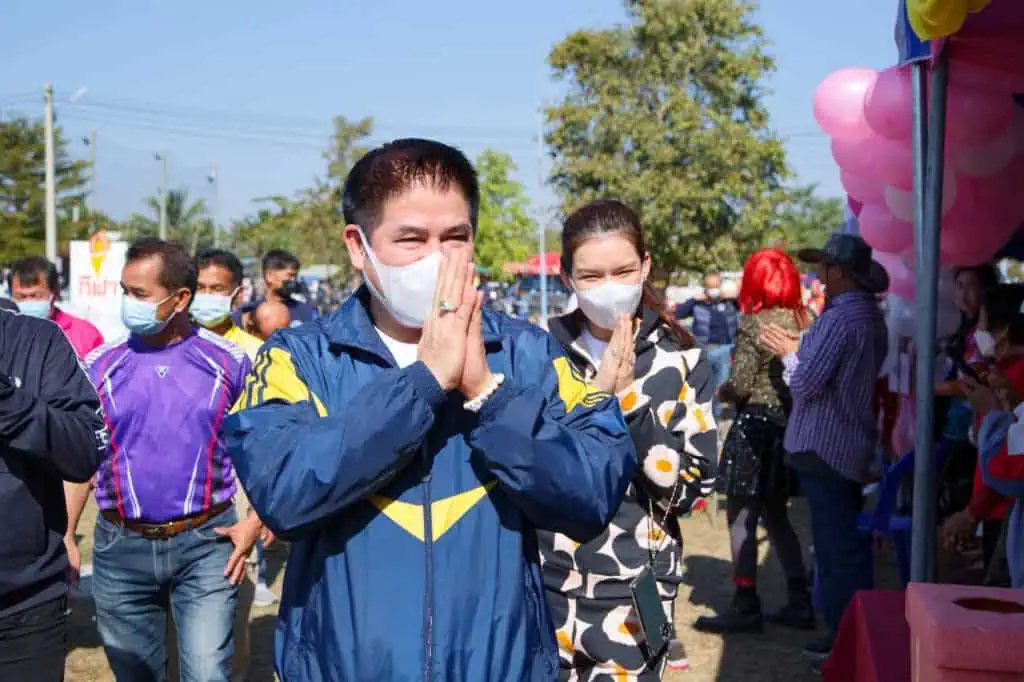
[1,136,1017,682]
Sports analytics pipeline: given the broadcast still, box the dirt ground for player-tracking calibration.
[64,493,864,682]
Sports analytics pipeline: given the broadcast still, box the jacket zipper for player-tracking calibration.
[421,444,434,681]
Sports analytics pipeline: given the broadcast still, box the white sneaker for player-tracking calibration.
[253,581,278,607]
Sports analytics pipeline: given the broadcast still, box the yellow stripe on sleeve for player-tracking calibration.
[552,356,610,413]
[231,346,327,417]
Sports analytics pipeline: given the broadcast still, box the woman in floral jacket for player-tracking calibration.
[541,199,718,681]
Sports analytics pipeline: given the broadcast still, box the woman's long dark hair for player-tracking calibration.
[561,199,692,346]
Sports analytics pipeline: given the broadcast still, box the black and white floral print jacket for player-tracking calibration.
[539,305,718,598]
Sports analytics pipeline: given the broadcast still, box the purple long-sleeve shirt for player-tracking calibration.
[782,290,888,482]
[86,327,250,522]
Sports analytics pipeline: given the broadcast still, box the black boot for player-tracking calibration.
[693,587,764,634]
[765,578,816,631]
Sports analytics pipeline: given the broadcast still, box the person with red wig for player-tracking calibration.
[695,248,813,635]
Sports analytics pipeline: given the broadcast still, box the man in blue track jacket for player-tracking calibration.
[224,138,637,682]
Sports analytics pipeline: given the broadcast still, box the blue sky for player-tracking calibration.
[0,0,901,227]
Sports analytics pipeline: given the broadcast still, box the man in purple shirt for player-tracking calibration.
[67,238,258,682]
[761,233,889,668]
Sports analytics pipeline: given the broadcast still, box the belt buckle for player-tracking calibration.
[139,524,170,540]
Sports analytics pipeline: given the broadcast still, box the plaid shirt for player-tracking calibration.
[782,291,888,482]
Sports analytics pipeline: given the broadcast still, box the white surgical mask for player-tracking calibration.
[574,280,643,330]
[359,229,442,329]
[191,291,236,328]
[706,288,721,299]
[122,293,176,336]
[974,330,996,358]
[16,299,52,319]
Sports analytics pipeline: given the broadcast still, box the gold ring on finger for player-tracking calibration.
[438,300,457,315]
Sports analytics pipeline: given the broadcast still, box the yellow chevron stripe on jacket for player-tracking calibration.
[232,345,327,417]
[553,356,609,412]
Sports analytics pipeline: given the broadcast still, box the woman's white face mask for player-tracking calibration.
[573,280,644,330]
[359,229,442,329]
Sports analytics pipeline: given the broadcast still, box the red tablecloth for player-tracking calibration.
[823,590,911,682]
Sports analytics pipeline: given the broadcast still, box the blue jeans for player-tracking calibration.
[92,506,239,682]
[704,344,734,417]
[799,466,873,633]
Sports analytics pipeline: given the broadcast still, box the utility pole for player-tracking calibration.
[536,109,548,322]
[43,83,57,264]
[155,151,168,239]
[208,164,220,247]
[83,130,96,211]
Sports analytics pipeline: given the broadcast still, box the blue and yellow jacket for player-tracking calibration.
[224,290,636,682]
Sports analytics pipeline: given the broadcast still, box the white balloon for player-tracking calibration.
[883,174,958,223]
[885,185,914,222]
[886,289,961,341]
[887,295,916,338]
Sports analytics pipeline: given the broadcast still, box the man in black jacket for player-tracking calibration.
[0,308,106,681]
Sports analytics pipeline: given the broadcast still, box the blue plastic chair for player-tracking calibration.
[811,445,947,607]
[856,450,917,585]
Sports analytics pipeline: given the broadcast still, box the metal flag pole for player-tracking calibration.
[536,109,548,322]
[910,47,949,584]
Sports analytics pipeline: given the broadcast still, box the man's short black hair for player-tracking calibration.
[262,250,300,274]
[126,238,197,295]
[196,249,244,287]
[342,138,479,235]
[9,256,59,295]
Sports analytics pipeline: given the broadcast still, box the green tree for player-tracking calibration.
[121,188,213,254]
[0,116,88,262]
[227,196,305,259]
[474,150,537,278]
[226,116,374,281]
[545,0,789,279]
[770,186,844,253]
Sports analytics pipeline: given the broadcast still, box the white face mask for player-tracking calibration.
[706,287,721,299]
[359,229,442,329]
[974,330,997,358]
[574,280,643,330]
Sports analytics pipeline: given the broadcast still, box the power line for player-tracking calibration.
[62,95,831,142]
[71,97,541,141]
[58,109,543,156]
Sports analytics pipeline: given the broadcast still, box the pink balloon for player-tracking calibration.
[1012,108,1024,159]
[941,218,1013,267]
[883,172,960,222]
[873,138,914,189]
[813,68,877,139]
[859,203,914,254]
[831,136,875,177]
[901,247,955,270]
[848,197,863,216]
[875,251,915,297]
[950,124,1017,178]
[947,60,1024,97]
[864,66,913,141]
[946,84,1015,145]
[834,135,913,188]
[840,169,885,204]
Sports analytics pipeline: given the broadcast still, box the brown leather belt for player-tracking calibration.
[102,501,232,540]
